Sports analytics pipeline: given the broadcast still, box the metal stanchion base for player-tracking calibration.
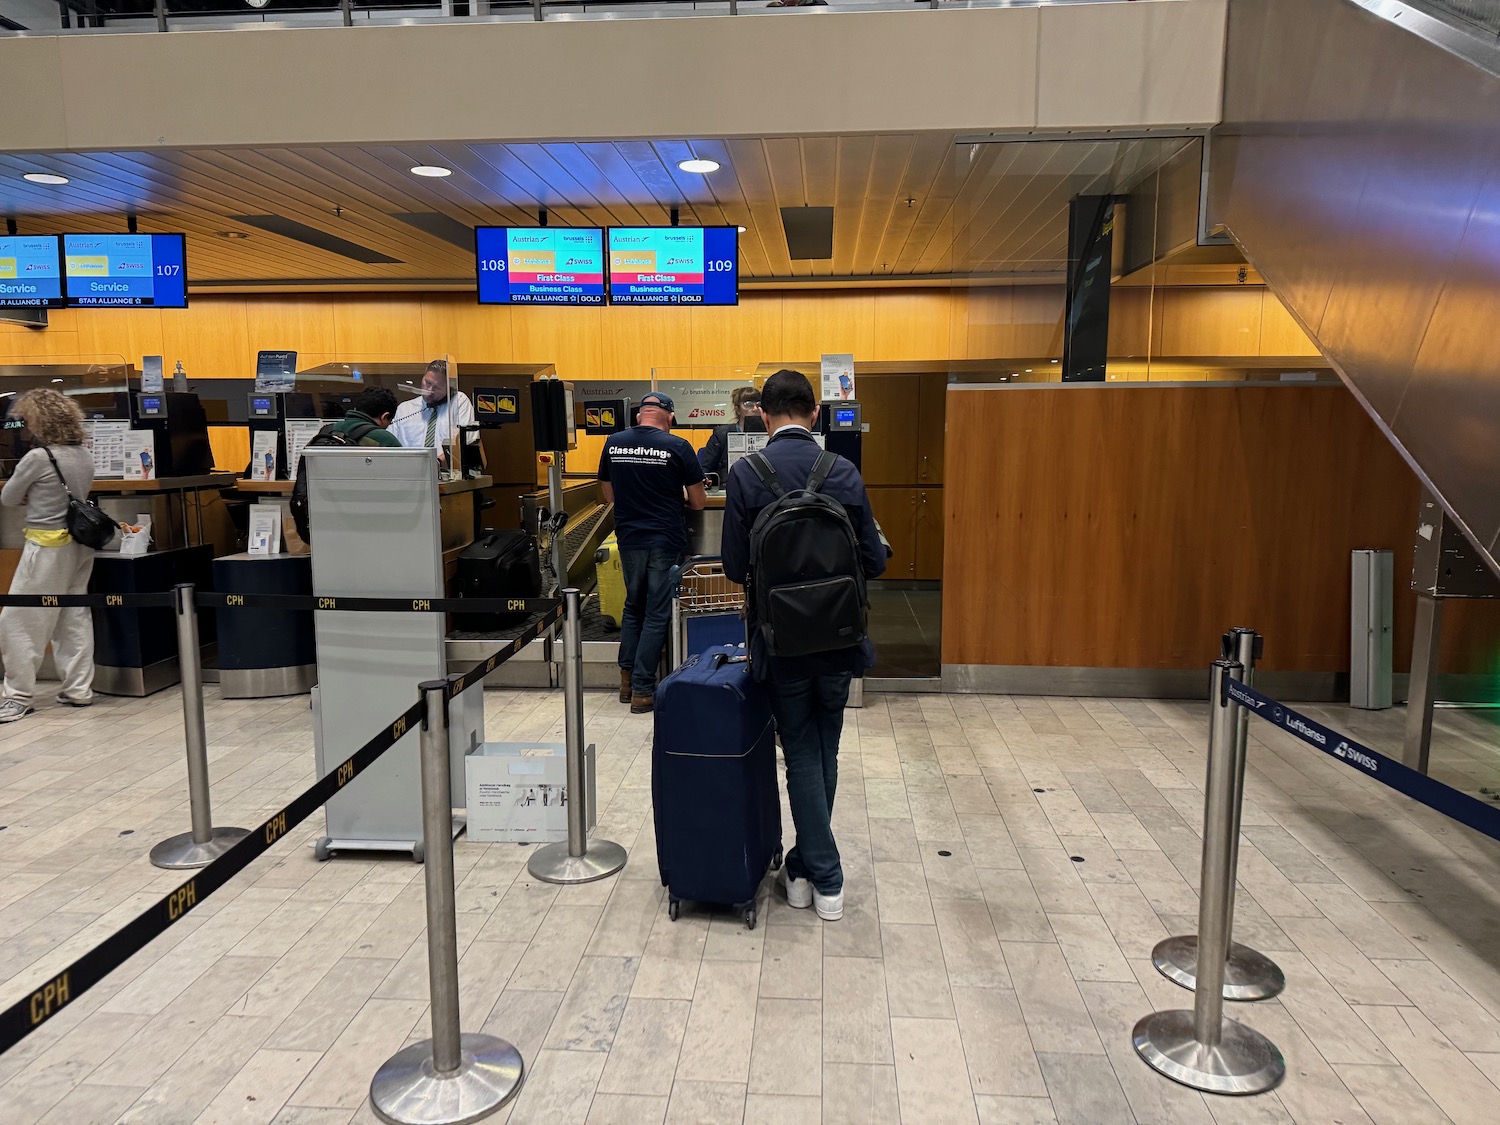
[527,838,627,884]
[150,826,251,870]
[370,1033,524,1125]
[1133,1009,1285,1095]
[1153,935,1286,1001]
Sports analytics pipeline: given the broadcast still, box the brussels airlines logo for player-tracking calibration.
[1334,741,1379,773]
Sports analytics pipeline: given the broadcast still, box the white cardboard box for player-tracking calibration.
[465,741,596,843]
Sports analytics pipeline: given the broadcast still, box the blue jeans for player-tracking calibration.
[618,547,681,697]
[768,671,853,895]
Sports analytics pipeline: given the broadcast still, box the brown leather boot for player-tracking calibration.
[619,669,632,703]
[630,694,654,715]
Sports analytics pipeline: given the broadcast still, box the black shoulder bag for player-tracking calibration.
[40,446,118,550]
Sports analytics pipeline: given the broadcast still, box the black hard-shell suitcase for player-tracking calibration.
[652,644,782,929]
[453,530,542,631]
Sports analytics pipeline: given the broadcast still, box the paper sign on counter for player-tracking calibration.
[122,431,155,481]
[250,430,278,481]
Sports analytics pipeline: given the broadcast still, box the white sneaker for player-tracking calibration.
[0,700,33,723]
[814,888,844,922]
[782,869,812,909]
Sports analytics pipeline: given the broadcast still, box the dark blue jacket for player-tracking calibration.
[721,428,887,680]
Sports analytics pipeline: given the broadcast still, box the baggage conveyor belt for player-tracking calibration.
[446,592,624,688]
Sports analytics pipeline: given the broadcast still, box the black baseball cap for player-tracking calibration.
[639,392,675,412]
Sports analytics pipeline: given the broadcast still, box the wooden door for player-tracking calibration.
[867,487,919,580]
[916,372,947,486]
[915,488,945,581]
[855,375,919,486]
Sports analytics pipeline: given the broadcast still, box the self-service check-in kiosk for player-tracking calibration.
[819,401,863,470]
[131,391,215,477]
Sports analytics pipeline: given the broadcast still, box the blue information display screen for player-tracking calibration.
[0,235,65,308]
[607,227,738,305]
[62,233,188,308]
[475,227,606,305]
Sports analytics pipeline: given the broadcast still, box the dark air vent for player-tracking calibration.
[393,212,476,251]
[232,216,402,265]
[781,206,834,260]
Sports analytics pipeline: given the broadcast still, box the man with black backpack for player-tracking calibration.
[289,387,401,544]
[721,369,886,921]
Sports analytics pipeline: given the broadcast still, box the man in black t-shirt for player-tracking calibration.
[598,392,707,713]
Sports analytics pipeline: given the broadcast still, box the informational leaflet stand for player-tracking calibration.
[82,420,130,478]
[465,742,597,843]
[248,507,281,555]
[250,430,277,481]
[141,355,165,395]
[285,420,326,479]
[727,430,823,474]
[122,430,155,480]
[821,353,855,402]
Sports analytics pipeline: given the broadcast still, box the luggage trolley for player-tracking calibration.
[669,556,747,668]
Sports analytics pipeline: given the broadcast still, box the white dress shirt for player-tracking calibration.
[391,391,477,452]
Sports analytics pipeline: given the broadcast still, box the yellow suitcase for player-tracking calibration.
[595,533,626,630]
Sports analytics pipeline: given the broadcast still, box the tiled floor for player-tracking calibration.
[2,683,1500,1124]
[867,586,942,679]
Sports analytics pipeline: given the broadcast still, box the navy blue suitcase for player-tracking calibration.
[652,644,782,929]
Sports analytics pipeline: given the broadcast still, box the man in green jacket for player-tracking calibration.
[329,387,402,446]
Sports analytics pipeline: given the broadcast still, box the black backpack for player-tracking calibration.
[745,450,868,658]
[289,420,377,544]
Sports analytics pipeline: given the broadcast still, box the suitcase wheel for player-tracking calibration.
[771,847,783,872]
[743,904,758,930]
[668,897,681,922]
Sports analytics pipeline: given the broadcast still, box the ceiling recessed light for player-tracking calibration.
[23,173,69,186]
[1050,359,1059,363]
[737,226,746,233]
[410,166,452,179]
[677,159,720,175]
[50,378,62,383]
[216,230,249,239]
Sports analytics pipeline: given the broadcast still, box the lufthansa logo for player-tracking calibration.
[1272,706,1285,724]
[167,881,197,920]
[392,716,407,740]
[225,594,245,607]
[412,599,431,612]
[106,594,124,607]
[318,597,337,610]
[29,973,69,1025]
[41,595,59,607]
[337,760,355,786]
[264,811,287,845]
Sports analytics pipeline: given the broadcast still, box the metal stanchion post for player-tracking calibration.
[371,682,524,1124]
[527,589,627,884]
[1134,658,1284,1095]
[150,584,250,870]
[1153,630,1285,1001]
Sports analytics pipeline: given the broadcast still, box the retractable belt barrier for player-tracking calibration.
[0,603,562,1058]
[1224,678,1500,844]
[0,592,174,609]
[196,592,560,616]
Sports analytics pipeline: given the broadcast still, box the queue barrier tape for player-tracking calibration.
[1224,678,1500,845]
[0,593,175,609]
[0,604,562,1057]
[196,592,562,616]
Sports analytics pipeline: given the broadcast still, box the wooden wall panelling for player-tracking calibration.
[871,291,955,361]
[0,321,81,361]
[961,287,1014,360]
[1107,287,1154,358]
[938,384,1498,674]
[602,304,694,381]
[511,304,605,381]
[1011,286,1065,357]
[1258,290,1322,357]
[161,297,252,378]
[780,292,875,361]
[852,374,920,486]
[243,298,338,366]
[72,307,164,368]
[690,296,781,370]
[916,372,947,485]
[331,295,426,359]
[419,295,515,363]
[1159,288,1262,357]
[868,487,919,580]
[915,487,944,581]
[209,426,251,474]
